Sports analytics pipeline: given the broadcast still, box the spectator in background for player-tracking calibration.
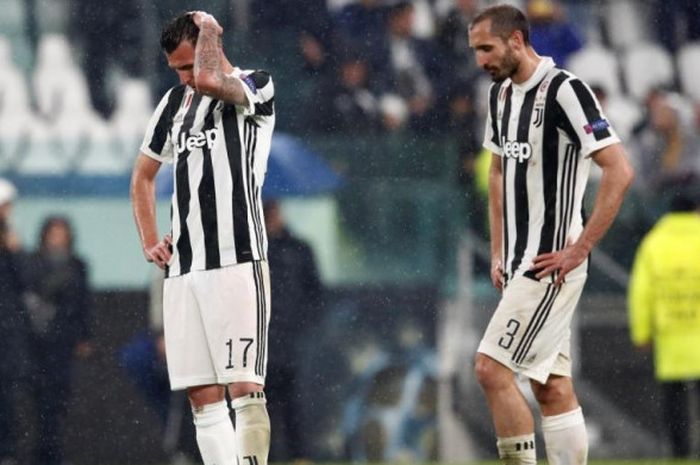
[264,200,323,461]
[631,89,700,196]
[0,215,27,465]
[437,0,481,86]
[628,189,700,458]
[311,48,382,133]
[652,0,700,52]
[0,179,19,251]
[334,0,387,60]
[119,269,199,464]
[376,1,442,131]
[526,0,584,67]
[69,0,147,117]
[22,216,91,465]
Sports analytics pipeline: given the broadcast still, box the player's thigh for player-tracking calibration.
[163,273,217,389]
[192,261,271,384]
[478,276,585,383]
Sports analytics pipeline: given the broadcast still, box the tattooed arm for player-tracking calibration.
[191,11,249,106]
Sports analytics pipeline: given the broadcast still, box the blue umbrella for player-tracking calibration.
[156,132,343,199]
[263,132,343,198]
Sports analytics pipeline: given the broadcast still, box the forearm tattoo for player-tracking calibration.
[194,22,246,105]
[194,22,222,82]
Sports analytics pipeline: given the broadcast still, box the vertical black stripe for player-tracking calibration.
[509,85,538,276]
[222,104,253,262]
[249,125,265,258]
[512,284,555,363]
[515,285,561,365]
[149,85,186,155]
[556,145,575,251]
[570,79,610,140]
[500,85,513,279]
[534,72,569,257]
[489,81,504,147]
[513,284,560,364]
[252,261,267,377]
[253,262,263,376]
[244,120,265,258]
[199,100,221,270]
[174,93,203,275]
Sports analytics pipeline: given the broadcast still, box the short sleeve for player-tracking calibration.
[483,81,503,155]
[140,85,186,163]
[236,70,275,117]
[556,78,620,157]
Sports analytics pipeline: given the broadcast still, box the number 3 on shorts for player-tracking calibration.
[498,318,520,350]
[225,337,255,369]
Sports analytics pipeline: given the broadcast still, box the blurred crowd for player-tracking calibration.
[0,179,92,465]
[0,0,697,222]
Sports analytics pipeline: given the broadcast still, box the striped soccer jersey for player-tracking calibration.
[141,68,275,277]
[483,57,620,284]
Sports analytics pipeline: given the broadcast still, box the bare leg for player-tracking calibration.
[475,353,536,464]
[475,353,534,436]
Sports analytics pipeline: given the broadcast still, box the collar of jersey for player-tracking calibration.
[511,56,555,93]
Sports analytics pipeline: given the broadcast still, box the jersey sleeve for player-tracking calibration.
[556,78,620,158]
[236,70,275,117]
[483,82,503,155]
[140,86,185,163]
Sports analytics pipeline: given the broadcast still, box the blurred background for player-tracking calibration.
[0,0,699,463]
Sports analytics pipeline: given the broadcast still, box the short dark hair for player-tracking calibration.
[471,4,530,44]
[160,12,200,54]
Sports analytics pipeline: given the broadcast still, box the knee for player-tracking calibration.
[187,384,225,409]
[532,377,574,411]
[474,353,510,392]
[228,381,264,400]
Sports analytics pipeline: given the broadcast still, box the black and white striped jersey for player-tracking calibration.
[483,57,620,283]
[141,67,275,277]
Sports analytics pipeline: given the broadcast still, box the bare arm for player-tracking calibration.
[532,142,634,283]
[131,153,171,269]
[191,11,249,107]
[488,153,504,291]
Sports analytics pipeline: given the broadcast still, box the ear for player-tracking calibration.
[509,30,526,50]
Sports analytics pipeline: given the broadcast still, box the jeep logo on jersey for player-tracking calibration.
[501,138,532,163]
[176,128,218,154]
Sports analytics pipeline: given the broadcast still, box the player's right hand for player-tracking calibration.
[144,234,172,269]
[190,10,223,35]
[491,258,504,291]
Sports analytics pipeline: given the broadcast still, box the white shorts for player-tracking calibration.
[163,261,270,391]
[477,275,585,384]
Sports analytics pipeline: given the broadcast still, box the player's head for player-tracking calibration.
[161,13,200,87]
[469,4,530,81]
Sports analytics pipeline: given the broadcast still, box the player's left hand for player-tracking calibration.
[190,10,223,35]
[531,242,589,285]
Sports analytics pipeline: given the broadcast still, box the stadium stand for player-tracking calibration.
[621,41,675,101]
[676,41,700,102]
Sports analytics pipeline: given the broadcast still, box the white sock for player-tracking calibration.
[542,407,588,465]
[496,433,537,464]
[231,392,270,465]
[192,400,237,465]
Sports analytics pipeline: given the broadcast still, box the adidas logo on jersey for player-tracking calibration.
[176,128,218,154]
[501,138,532,163]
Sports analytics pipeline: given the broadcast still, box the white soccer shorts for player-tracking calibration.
[163,261,271,390]
[477,274,586,384]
